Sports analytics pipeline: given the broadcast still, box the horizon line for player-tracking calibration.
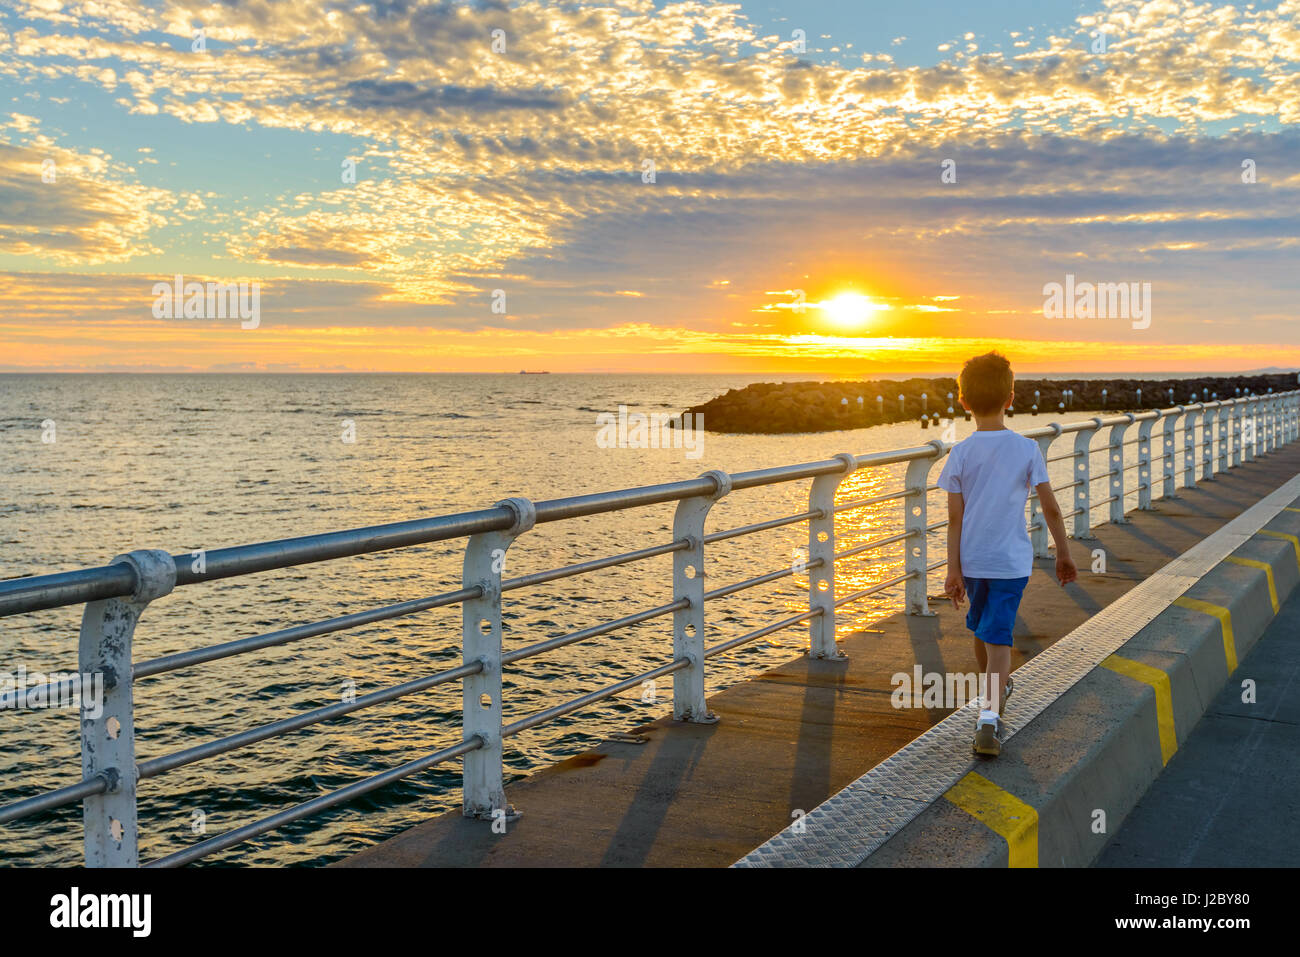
[1,368,1297,377]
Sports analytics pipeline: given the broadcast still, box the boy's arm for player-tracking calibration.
[1033,481,1078,585]
[944,491,966,607]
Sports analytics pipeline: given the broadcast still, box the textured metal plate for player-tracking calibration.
[733,475,1300,867]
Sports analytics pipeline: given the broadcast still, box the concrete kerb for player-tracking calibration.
[858,504,1300,868]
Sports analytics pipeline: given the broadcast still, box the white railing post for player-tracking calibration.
[1258,396,1271,453]
[1231,400,1244,467]
[1071,420,1100,538]
[807,453,857,660]
[1030,427,1061,555]
[1182,406,1201,490]
[461,496,534,823]
[1266,395,1279,452]
[1217,402,1231,473]
[1256,396,1266,457]
[903,441,944,616]
[1243,397,1258,463]
[1255,397,1266,454]
[80,548,175,867]
[1107,415,1133,524]
[1249,396,1263,457]
[1263,395,1273,453]
[1253,396,1263,458]
[1161,406,1182,498]
[671,470,731,722]
[1200,403,1217,481]
[1136,414,1158,509]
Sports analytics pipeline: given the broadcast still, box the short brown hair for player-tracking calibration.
[959,351,1014,416]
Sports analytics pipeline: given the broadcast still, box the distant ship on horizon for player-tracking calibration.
[519,369,551,374]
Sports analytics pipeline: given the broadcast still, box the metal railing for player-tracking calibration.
[2,390,1297,866]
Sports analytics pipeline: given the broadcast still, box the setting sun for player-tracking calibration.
[820,292,882,329]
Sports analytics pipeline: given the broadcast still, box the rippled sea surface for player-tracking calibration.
[1,373,1134,866]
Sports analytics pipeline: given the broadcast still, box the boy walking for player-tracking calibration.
[937,352,1077,757]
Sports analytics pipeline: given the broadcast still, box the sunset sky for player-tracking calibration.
[1,0,1298,373]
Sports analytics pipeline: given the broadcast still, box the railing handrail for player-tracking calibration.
[0,445,944,617]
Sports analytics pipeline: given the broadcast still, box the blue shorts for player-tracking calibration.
[963,576,1029,647]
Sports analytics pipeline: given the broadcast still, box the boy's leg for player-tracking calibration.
[981,641,1011,714]
[974,641,1011,756]
[975,577,1027,729]
[965,576,988,676]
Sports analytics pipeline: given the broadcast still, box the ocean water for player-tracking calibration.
[0,373,1156,866]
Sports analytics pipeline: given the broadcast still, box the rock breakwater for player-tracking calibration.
[681,373,1299,434]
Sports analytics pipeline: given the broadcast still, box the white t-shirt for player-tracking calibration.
[936,429,1050,579]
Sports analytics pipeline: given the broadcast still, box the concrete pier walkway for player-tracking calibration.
[340,444,1300,868]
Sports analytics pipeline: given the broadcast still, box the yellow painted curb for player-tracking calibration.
[1172,596,1237,673]
[1100,654,1177,765]
[1223,556,1279,613]
[944,772,1038,868]
[1257,529,1300,575]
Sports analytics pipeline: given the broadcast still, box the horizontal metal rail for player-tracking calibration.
[136,586,483,679]
[146,737,483,868]
[502,599,690,666]
[138,662,484,780]
[0,776,110,825]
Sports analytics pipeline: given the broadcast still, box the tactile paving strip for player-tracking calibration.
[734,476,1300,867]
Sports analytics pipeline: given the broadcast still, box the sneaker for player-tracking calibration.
[973,717,1002,757]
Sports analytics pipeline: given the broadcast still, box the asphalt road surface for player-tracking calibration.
[1096,584,1300,867]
